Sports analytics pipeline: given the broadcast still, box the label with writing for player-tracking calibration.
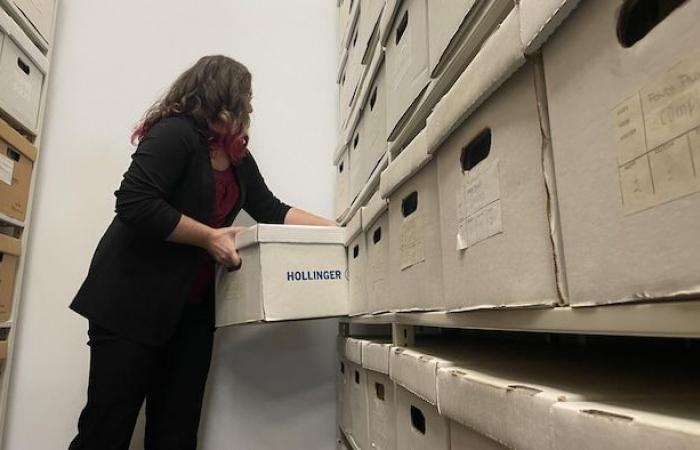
[612,55,700,214]
[0,154,15,186]
[456,159,503,250]
[400,213,425,270]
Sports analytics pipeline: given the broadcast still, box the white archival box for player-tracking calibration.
[215,225,348,326]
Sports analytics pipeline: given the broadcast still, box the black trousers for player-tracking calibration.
[69,299,215,450]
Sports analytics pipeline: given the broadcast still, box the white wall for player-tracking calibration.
[4,1,339,449]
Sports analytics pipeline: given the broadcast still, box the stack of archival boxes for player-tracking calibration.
[0,2,50,332]
[337,0,700,447]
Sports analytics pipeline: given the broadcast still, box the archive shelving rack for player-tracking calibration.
[0,0,60,445]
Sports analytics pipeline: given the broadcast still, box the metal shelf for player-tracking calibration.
[340,301,700,338]
[0,212,24,228]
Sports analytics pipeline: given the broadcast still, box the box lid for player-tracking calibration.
[389,345,464,405]
[379,129,431,199]
[426,7,525,154]
[362,340,393,374]
[518,0,581,54]
[345,209,363,244]
[341,0,361,51]
[333,142,348,165]
[361,189,388,231]
[552,398,700,450]
[235,225,346,250]
[379,0,401,46]
[0,233,20,257]
[0,7,49,74]
[344,337,365,365]
[0,117,37,162]
[337,46,350,83]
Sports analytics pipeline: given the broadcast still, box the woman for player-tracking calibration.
[69,55,334,450]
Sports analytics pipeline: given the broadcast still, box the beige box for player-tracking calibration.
[433,59,562,311]
[3,0,55,44]
[384,0,430,139]
[0,28,45,132]
[345,23,364,113]
[215,225,348,326]
[436,349,700,450]
[334,145,351,222]
[346,210,368,316]
[361,340,396,450]
[551,398,700,450]
[338,0,360,53]
[0,117,37,222]
[367,371,396,450]
[338,51,352,130]
[396,385,450,450]
[348,361,369,449]
[518,0,581,54]
[337,357,353,435]
[0,233,20,322]
[543,0,700,306]
[348,122,364,203]
[362,190,390,314]
[380,130,444,312]
[450,421,506,450]
[427,0,477,76]
[360,60,387,187]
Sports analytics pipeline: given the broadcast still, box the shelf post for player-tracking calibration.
[392,323,415,347]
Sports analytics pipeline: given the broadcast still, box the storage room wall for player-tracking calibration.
[3,1,339,449]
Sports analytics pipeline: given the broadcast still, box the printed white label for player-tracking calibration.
[0,155,15,186]
[612,55,700,214]
[456,159,503,250]
[400,213,425,270]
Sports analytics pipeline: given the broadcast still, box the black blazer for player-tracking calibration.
[70,116,290,345]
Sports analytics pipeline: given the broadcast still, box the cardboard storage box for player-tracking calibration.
[432,59,562,311]
[215,225,348,326]
[0,27,45,132]
[384,0,430,139]
[359,59,387,191]
[346,210,367,316]
[338,51,351,130]
[362,340,396,450]
[380,129,444,312]
[0,233,20,322]
[338,0,360,53]
[344,338,369,450]
[543,0,700,306]
[345,23,364,114]
[436,347,700,450]
[450,421,506,450]
[334,144,351,222]
[362,190,390,314]
[396,385,450,450]
[337,356,352,435]
[551,398,700,450]
[348,121,364,203]
[2,0,55,44]
[0,118,37,221]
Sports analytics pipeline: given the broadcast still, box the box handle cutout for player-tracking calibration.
[370,86,378,111]
[354,370,360,384]
[375,382,385,401]
[341,71,346,86]
[7,148,21,162]
[373,227,382,244]
[461,129,491,171]
[340,362,345,374]
[0,254,4,263]
[410,406,426,435]
[353,28,359,47]
[617,0,686,47]
[353,133,360,149]
[353,245,359,259]
[402,191,418,217]
[339,162,344,173]
[396,11,409,45]
[16,58,30,76]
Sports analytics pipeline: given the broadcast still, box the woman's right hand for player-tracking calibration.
[205,226,244,269]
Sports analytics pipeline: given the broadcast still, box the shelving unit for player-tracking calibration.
[340,300,700,339]
[0,1,59,446]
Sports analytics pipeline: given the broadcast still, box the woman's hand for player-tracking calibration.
[205,226,245,269]
[284,208,337,226]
